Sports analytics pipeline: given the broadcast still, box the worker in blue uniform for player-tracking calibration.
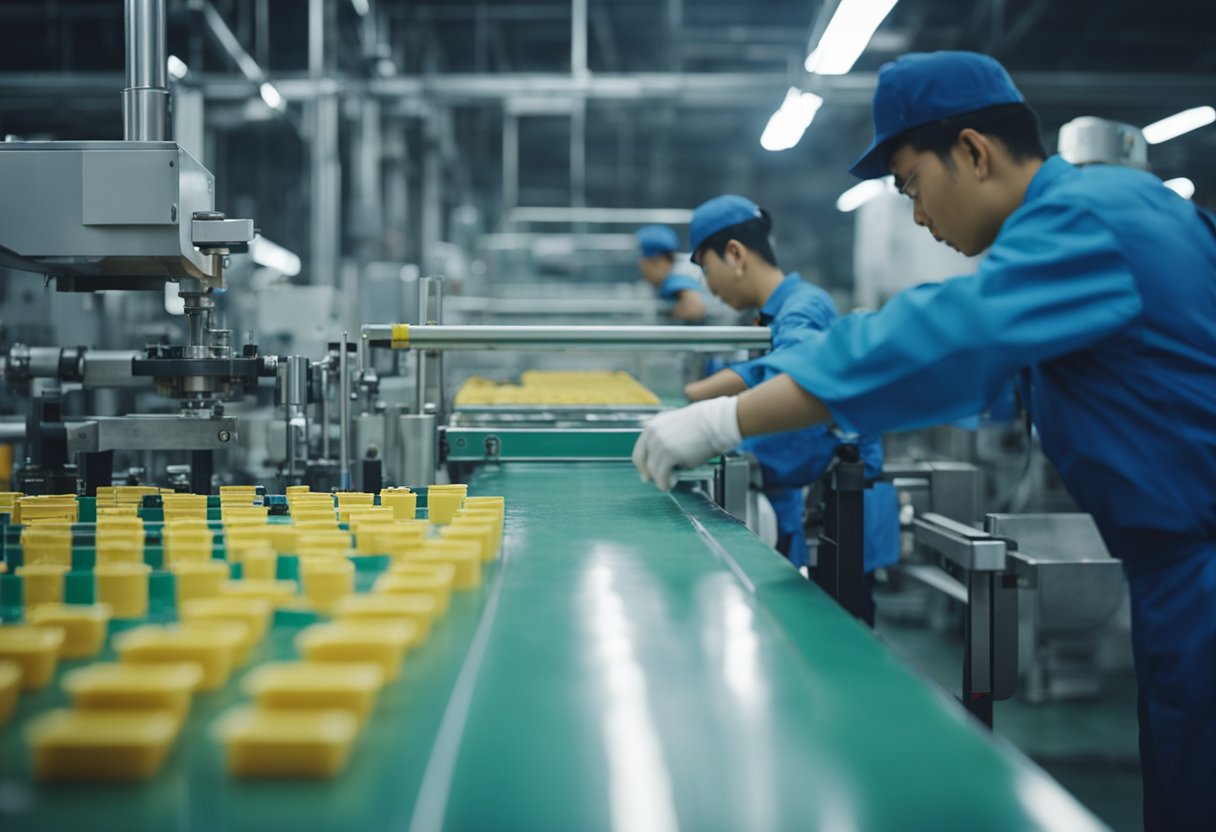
[632,51,1216,831]
[635,224,707,323]
[680,195,897,622]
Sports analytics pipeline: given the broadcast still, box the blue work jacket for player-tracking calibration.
[736,273,895,571]
[764,156,1216,570]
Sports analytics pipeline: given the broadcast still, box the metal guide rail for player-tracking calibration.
[361,323,771,351]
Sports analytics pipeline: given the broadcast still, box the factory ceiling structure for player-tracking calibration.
[0,0,1213,290]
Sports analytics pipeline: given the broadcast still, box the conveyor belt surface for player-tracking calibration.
[0,464,1106,832]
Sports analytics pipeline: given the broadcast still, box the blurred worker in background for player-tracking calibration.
[682,195,898,624]
[635,224,707,323]
[633,51,1216,831]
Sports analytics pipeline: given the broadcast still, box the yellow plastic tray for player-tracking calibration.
[25,603,110,659]
[0,625,65,690]
[26,708,178,781]
[61,662,202,722]
[242,661,384,723]
[214,706,358,778]
[333,593,439,640]
[112,625,235,691]
[294,621,419,681]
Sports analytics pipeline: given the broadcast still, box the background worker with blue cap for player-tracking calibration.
[682,194,897,622]
[631,50,1216,830]
[634,224,707,323]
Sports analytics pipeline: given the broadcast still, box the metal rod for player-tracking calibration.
[362,324,771,352]
[339,332,350,489]
[123,0,169,141]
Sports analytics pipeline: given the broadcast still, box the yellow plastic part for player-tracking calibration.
[454,370,659,406]
[0,660,20,725]
[440,522,497,562]
[113,625,236,691]
[61,662,202,721]
[454,507,504,551]
[170,559,229,605]
[425,492,464,524]
[390,323,410,347]
[335,491,375,507]
[294,620,419,681]
[0,626,65,690]
[162,527,214,565]
[298,558,355,613]
[403,540,481,589]
[16,563,69,607]
[241,546,278,580]
[95,562,152,618]
[223,538,276,566]
[285,485,312,495]
[20,524,73,566]
[356,524,427,557]
[219,579,298,605]
[178,596,272,648]
[379,561,457,615]
[333,593,438,640]
[242,661,384,723]
[25,603,110,659]
[214,706,359,778]
[26,708,179,781]
[379,489,417,520]
[176,618,254,666]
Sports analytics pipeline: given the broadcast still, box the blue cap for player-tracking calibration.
[849,51,1025,180]
[688,195,764,256]
[635,225,680,257]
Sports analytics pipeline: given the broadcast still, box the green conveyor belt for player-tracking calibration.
[0,463,1106,831]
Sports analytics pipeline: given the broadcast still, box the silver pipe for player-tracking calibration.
[319,366,330,460]
[123,0,169,141]
[339,332,350,487]
[362,324,771,352]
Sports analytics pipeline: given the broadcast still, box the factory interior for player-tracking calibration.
[0,1,1214,830]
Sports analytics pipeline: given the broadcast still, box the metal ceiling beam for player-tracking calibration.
[0,71,1213,109]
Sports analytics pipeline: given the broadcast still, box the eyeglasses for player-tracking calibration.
[896,167,921,201]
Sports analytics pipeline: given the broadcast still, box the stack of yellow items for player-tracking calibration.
[95,517,145,564]
[15,494,78,525]
[161,493,208,523]
[218,485,258,508]
[162,522,214,565]
[289,492,337,524]
[453,370,660,406]
[0,491,24,521]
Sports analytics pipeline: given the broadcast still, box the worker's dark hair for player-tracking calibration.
[693,211,779,268]
[896,103,1047,169]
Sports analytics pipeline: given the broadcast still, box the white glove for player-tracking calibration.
[632,396,742,491]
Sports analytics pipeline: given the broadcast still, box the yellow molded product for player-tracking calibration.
[175,618,253,666]
[95,519,147,563]
[403,540,481,590]
[425,491,464,525]
[293,530,353,555]
[379,490,418,520]
[241,547,278,581]
[178,597,272,647]
[223,538,275,566]
[333,593,437,640]
[96,505,140,518]
[27,708,179,781]
[170,560,230,605]
[356,524,426,557]
[0,660,20,725]
[219,579,298,605]
[285,484,312,495]
[389,322,410,347]
[335,491,374,507]
[262,524,299,555]
[242,661,384,724]
[454,508,504,549]
[20,525,72,566]
[25,604,110,659]
[299,558,355,613]
[163,527,214,565]
[0,561,6,575]
[95,562,151,618]
[440,522,497,562]
[0,626,65,690]
[381,561,456,614]
[61,662,202,722]
[215,706,358,778]
[113,625,234,691]
[16,563,69,607]
[344,507,395,526]
[295,620,418,681]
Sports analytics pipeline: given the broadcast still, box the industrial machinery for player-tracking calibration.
[0,0,277,495]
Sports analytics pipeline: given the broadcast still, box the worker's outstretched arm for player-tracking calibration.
[671,289,707,323]
[736,373,831,435]
[685,369,747,401]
